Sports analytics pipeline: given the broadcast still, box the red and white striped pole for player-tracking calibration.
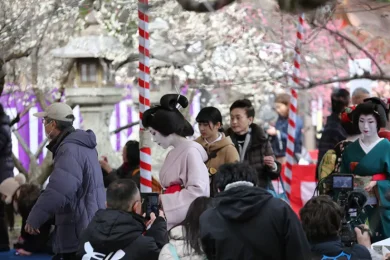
[139,0,152,192]
[285,13,304,196]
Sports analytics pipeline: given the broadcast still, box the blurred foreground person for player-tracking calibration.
[78,179,168,260]
[0,174,52,256]
[200,162,311,260]
[300,195,373,260]
[0,104,14,251]
[25,102,105,260]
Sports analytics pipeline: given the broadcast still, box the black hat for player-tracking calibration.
[142,94,194,137]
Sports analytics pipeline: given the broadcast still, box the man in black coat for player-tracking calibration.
[0,104,14,251]
[200,162,311,260]
[77,179,168,260]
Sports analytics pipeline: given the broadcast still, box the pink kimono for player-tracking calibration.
[160,141,210,230]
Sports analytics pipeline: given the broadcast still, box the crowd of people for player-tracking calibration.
[0,90,389,260]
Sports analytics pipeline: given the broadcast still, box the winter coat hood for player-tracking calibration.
[84,209,145,254]
[216,186,273,221]
[62,129,97,149]
[195,134,235,152]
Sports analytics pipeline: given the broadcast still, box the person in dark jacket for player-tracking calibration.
[200,162,311,260]
[316,89,350,179]
[0,104,14,251]
[100,140,140,188]
[77,179,168,260]
[268,93,303,164]
[300,195,372,260]
[226,99,281,188]
[25,102,106,260]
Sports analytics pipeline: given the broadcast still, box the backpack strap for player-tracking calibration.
[168,243,180,260]
[204,147,224,165]
[131,168,140,177]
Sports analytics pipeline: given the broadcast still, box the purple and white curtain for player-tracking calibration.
[1,84,201,174]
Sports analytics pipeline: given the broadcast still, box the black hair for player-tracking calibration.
[46,114,75,131]
[125,140,140,168]
[214,162,258,192]
[142,94,194,137]
[196,107,223,132]
[181,196,213,254]
[331,89,350,114]
[229,99,255,118]
[107,179,139,212]
[300,195,343,243]
[340,107,360,136]
[353,100,387,133]
[363,97,389,121]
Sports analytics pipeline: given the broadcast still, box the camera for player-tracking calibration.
[331,174,367,247]
[141,192,160,220]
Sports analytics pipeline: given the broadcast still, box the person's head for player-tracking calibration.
[196,107,223,139]
[181,196,213,254]
[33,102,75,140]
[331,89,350,114]
[106,179,142,215]
[123,140,140,167]
[230,99,255,135]
[214,162,258,192]
[274,93,290,117]
[0,174,26,205]
[142,94,194,149]
[299,195,343,243]
[352,87,370,105]
[353,99,387,136]
[340,106,360,136]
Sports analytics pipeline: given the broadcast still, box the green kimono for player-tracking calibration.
[340,138,390,238]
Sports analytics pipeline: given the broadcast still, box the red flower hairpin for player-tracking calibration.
[340,105,356,123]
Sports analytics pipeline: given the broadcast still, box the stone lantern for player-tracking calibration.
[52,11,126,165]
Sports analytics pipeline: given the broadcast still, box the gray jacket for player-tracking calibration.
[27,128,106,253]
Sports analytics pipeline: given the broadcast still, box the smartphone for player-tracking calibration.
[141,192,160,220]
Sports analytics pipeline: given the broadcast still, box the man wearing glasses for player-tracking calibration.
[25,102,105,260]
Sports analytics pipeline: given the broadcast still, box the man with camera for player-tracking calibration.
[300,195,374,259]
[77,179,168,260]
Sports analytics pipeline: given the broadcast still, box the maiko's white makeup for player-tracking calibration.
[149,127,171,149]
[359,114,377,137]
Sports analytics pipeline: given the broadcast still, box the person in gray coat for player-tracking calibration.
[0,104,14,251]
[25,103,106,260]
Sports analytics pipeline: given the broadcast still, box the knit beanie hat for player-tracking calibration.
[0,174,26,204]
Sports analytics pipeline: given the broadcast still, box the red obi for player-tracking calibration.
[372,173,387,181]
[164,184,183,194]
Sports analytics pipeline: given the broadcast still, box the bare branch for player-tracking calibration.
[113,53,138,71]
[12,152,28,176]
[34,139,48,159]
[111,121,140,134]
[34,152,53,186]
[294,73,390,89]
[12,129,34,158]
[319,25,385,75]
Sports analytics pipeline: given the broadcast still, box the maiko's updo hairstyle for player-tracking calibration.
[142,94,194,137]
[353,97,387,133]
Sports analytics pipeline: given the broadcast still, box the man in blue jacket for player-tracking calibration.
[25,102,106,260]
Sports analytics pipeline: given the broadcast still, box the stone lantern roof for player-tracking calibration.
[51,11,126,61]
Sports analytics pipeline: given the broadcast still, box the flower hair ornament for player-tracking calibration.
[340,105,356,123]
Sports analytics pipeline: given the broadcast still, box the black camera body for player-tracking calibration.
[331,174,362,247]
[141,192,160,220]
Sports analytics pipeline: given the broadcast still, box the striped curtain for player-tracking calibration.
[1,85,201,174]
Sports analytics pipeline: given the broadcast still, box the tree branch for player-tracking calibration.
[12,129,34,158]
[34,139,48,159]
[12,152,28,176]
[113,53,138,71]
[34,152,53,186]
[111,121,139,134]
[319,25,385,76]
[175,0,233,13]
[294,73,390,89]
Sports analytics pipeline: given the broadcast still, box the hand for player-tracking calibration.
[365,181,377,192]
[354,224,371,248]
[144,212,157,227]
[264,156,275,167]
[99,158,112,173]
[385,253,390,260]
[24,223,40,235]
[16,249,32,256]
[266,127,277,136]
